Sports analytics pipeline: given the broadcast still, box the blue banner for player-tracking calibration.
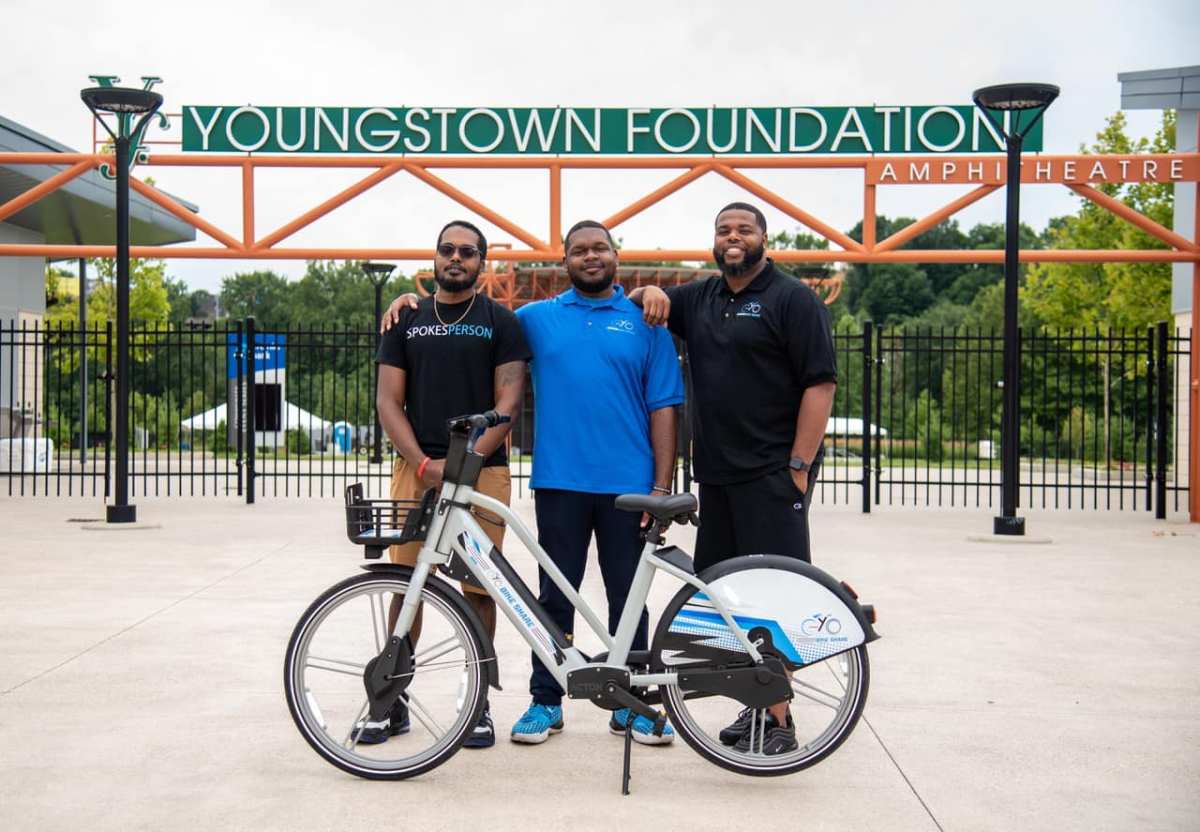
[226,333,286,380]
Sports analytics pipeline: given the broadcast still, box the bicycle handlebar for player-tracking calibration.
[447,410,511,434]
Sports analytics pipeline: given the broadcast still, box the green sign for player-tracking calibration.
[182,106,1041,155]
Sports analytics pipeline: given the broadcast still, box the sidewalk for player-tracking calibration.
[0,494,1196,831]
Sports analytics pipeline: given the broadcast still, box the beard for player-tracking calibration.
[433,262,481,293]
[713,242,766,277]
[567,261,617,294]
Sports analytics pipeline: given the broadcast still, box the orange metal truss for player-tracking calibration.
[0,148,1196,523]
[1,151,1197,264]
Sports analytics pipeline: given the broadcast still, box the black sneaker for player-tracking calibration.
[462,703,495,749]
[353,699,411,745]
[719,707,755,746]
[734,712,798,755]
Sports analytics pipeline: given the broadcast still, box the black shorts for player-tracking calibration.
[693,457,821,573]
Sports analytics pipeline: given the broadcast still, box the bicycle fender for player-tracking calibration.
[660,555,878,670]
[360,563,502,691]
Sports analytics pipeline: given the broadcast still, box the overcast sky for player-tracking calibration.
[4,0,1198,294]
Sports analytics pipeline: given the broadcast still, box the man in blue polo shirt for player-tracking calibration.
[380,220,684,747]
[510,220,683,746]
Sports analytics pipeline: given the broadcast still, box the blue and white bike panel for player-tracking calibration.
[661,568,866,668]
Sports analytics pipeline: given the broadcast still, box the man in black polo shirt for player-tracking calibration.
[629,201,837,755]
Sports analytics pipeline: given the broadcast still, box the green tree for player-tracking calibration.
[937,222,1042,306]
[292,261,414,330]
[842,217,938,324]
[1022,111,1175,461]
[189,289,218,320]
[856,262,935,325]
[841,216,1043,324]
[219,269,294,328]
[165,276,191,324]
[1024,110,1175,332]
[44,257,171,363]
[44,266,72,308]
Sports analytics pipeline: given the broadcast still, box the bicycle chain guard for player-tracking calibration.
[676,655,792,708]
[362,635,414,721]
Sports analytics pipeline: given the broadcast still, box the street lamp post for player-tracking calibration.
[972,83,1059,536]
[81,86,164,523]
[78,257,88,466]
[362,262,396,465]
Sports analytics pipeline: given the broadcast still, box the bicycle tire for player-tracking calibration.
[284,568,489,780]
[651,556,871,777]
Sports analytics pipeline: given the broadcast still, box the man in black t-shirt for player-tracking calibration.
[629,202,838,756]
[372,219,531,750]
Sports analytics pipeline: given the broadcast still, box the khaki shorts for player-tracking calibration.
[388,458,511,595]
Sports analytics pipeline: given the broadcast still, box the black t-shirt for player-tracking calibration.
[376,293,530,466]
[666,260,837,484]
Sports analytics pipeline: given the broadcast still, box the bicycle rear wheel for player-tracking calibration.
[651,557,871,776]
[284,568,489,780]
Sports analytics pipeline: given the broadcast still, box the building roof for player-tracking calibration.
[1117,65,1200,111]
[0,114,197,247]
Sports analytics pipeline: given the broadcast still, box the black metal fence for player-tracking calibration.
[2,317,1192,515]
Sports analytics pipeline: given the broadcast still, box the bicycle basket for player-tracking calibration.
[344,483,437,558]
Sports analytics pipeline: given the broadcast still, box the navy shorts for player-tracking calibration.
[693,456,821,573]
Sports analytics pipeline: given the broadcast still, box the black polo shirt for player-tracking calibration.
[666,260,837,484]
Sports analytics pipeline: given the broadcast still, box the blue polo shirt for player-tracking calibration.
[516,285,685,494]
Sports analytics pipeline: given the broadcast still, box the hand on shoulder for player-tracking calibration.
[381,293,421,334]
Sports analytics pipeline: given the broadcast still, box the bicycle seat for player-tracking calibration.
[614,493,698,521]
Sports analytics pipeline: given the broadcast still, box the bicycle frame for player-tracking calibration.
[390,476,765,693]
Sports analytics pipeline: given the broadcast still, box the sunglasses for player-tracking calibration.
[436,243,482,260]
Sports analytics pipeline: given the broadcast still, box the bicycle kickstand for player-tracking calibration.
[621,716,634,796]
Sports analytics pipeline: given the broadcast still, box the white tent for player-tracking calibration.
[827,417,888,437]
[180,402,332,434]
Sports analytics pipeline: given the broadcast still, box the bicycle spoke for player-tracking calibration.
[369,592,389,652]
[826,657,851,691]
[288,573,494,776]
[390,656,493,681]
[744,708,765,756]
[343,700,371,751]
[401,690,446,739]
[307,655,366,677]
[790,677,844,710]
[415,643,465,667]
[414,638,464,667]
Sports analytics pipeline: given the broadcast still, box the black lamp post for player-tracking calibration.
[362,261,396,465]
[81,85,164,523]
[972,83,1059,536]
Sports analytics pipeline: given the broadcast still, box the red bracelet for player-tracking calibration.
[416,456,431,478]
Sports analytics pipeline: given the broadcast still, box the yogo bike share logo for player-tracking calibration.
[801,613,842,636]
[606,318,635,334]
[736,300,762,318]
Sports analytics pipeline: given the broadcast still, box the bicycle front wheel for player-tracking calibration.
[284,569,489,780]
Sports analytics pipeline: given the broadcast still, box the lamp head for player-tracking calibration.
[972,83,1059,112]
[362,262,397,281]
[80,86,163,115]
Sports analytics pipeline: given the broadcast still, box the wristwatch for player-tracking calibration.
[788,456,811,473]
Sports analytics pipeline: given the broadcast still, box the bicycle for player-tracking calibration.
[284,411,879,792]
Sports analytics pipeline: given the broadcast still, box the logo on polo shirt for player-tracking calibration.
[737,300,762,318]
[606,318,636,334]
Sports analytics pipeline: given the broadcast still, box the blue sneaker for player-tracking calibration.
[510,703,564,745]
[609,707,675,746]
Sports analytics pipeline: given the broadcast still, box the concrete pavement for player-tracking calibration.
[0,494,1197,831]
